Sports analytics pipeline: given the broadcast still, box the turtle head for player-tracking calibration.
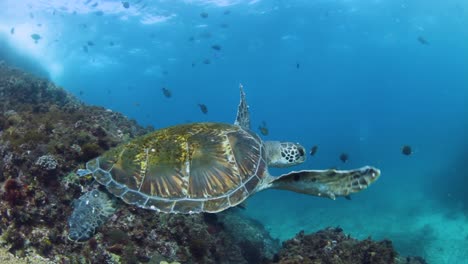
[264,141,306,168]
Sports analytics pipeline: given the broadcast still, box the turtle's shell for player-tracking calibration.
[84,122,267,213]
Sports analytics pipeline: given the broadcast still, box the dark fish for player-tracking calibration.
[203,59,211,65]
[31,33,41,43]
[310,145,318,156]
[198,104,208,114]
[211,44,221,51]
[79,90,84,96]
[220,23,229,28]
[258,121,269,136]
[83,45,88,53]
[224,10,231,15]
[87,41,94,46]
[191,62,196,67]
[122,1,130,8]
[109,41,114,46]
[200,12,208,18]
[296,62,300,69]
[401,145,412,156]
[91,2,98,7]
[162,87,172,98]
[339,153,348,163]
[417,36,429,45]
[188,36,195,42]
[10,27,14,34]
[344,195,352,200]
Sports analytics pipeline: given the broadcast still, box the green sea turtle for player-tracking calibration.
[68,85,380,242]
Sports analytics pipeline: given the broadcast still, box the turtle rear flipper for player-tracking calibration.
[268,166,380,199]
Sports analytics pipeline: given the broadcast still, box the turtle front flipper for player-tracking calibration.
[234,84,251,129]
[268,166,380,199]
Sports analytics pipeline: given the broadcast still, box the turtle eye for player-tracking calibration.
[298,146,305,156]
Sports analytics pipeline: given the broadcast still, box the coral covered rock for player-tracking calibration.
[274,227,398,264]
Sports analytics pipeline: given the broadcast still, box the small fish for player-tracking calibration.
[211,44,221,51]
[203,59,211,65]
[309,145,318,156]
[79,90,84,96]
[417,36,429,45]
[198,104,208,114]
[191,62,196,67]
[37,23,42,27]
[401,145,412,156]
[339,153,348,163]
[220,23,229,29]
[87,41,94,46]
[200,12,208,18]
[83,45,88,53]
[91,2,98,7]
[10,27,14,35]
[109,41,114,46]
[258,121,269,136]
[122,1,130,8]
[162,87,172,98]
[31,33,41,43]
[224,10,231,15]
[29,12,34,19]
[296,62,300,69]
[344,195,352,200]
[188,36,195,42]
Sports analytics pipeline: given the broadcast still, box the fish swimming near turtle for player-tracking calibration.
[162,87,172,98]
[198,103,208,114]
[417,36,429,45]
[339,153,349,163]
[310,145,318,156]
[31,33,41,44]
[401,145,412,156]
[258,121,269,136]
[211,44,222,51]
[68,85,381,242]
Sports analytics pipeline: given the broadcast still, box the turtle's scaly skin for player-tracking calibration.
[83,123,267,213]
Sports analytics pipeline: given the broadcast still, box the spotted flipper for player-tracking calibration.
[234,84,250,130]
[267,166,380,199]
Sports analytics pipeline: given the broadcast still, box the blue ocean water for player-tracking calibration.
[1,0,467,262]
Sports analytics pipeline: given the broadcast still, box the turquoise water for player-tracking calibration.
[1,0,467,262]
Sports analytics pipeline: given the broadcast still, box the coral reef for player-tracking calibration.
[0,63,426,263]
[0,63,279,263]
[272,227,428,264]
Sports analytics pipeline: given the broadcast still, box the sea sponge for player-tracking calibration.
[67,189,116,242]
